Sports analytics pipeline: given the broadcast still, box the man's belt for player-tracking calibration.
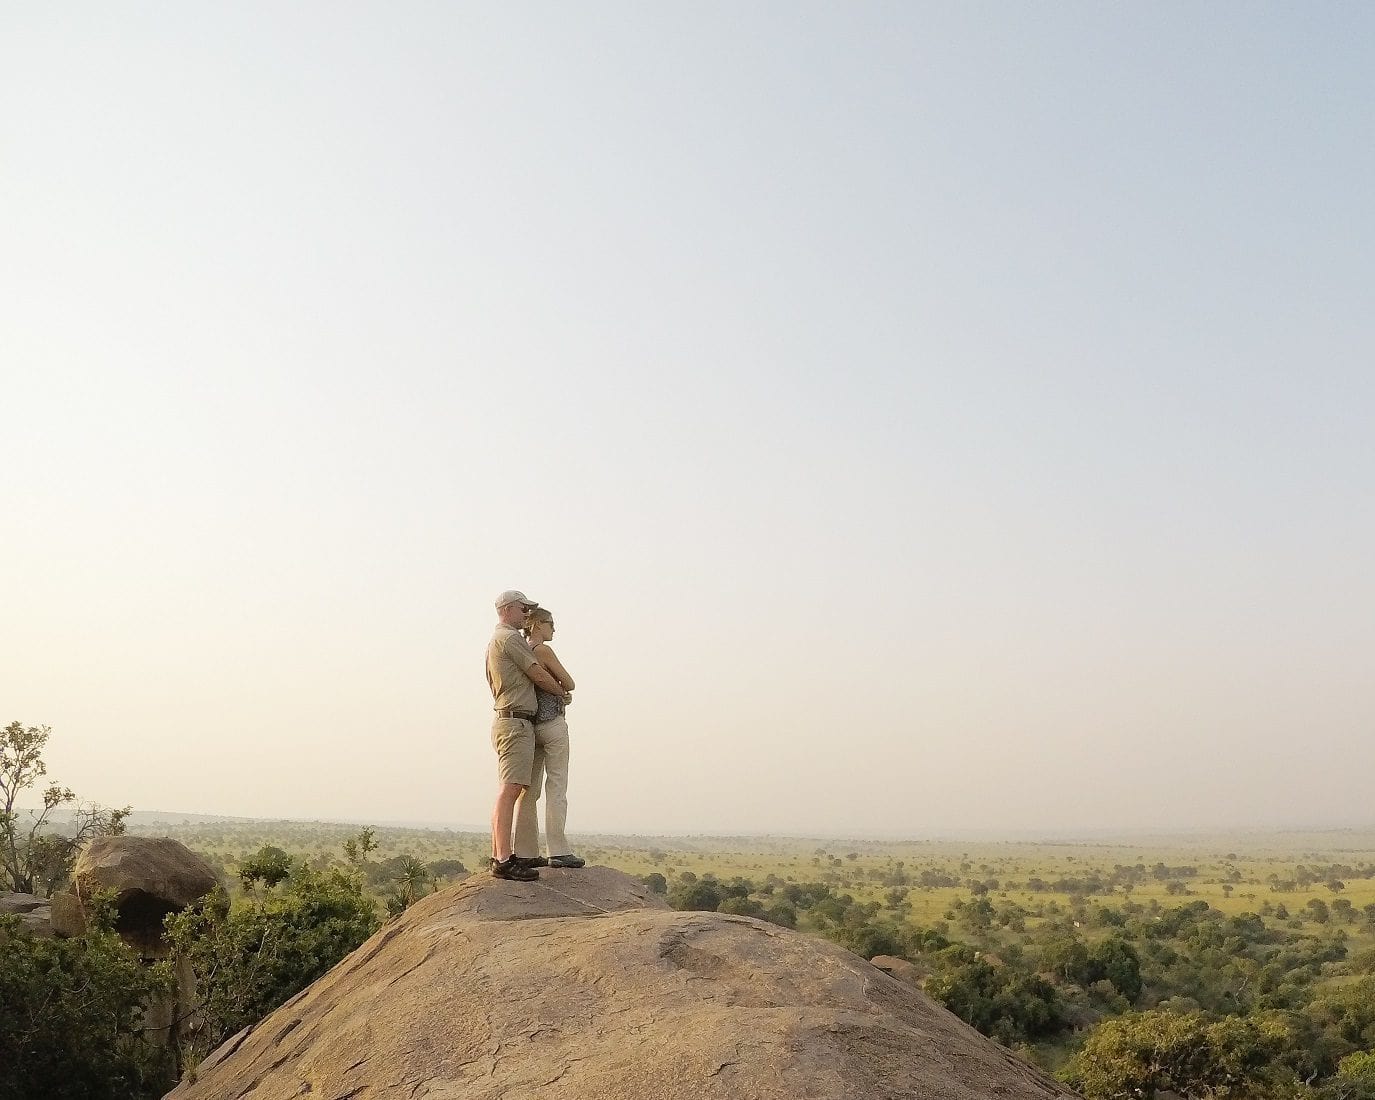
[495,708,536,721]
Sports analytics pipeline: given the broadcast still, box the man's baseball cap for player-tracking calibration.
[495,589,539,610]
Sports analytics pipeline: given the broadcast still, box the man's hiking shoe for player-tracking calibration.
[549,853,586,869]
[491,856,538,881]
[515,855,548,869]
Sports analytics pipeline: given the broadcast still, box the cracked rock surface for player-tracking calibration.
[164,866,1078,1100]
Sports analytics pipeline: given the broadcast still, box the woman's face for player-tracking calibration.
[533,618,554,641]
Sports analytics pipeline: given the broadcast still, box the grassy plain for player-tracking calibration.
[130,816,1375,947]
[124,817,1375,1082]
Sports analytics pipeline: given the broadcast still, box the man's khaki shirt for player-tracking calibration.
[486,623,538,712]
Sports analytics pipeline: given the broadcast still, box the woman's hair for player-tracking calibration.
[522,607,553,638]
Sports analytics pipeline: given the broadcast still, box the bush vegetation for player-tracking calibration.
[0,897,174,1100]
[7,721,1375,1099]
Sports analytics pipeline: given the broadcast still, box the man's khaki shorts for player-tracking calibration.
[491,717,535,786]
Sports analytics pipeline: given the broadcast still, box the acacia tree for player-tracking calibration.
[0,721,130,896]
[1062,1010,1282,1098]
[1333,1051,1375,1100]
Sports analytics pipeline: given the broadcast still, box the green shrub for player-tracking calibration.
[0,903,175,1100]
[1062,1010,1280,1099]
[925,945,1063,1046]
[166,865,379,1057]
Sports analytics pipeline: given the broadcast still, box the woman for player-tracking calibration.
[512,608,585,869]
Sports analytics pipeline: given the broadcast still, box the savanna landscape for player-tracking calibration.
[160,819,1375,1097]
[7,5,1374,1099]
[6,719,1375,1099]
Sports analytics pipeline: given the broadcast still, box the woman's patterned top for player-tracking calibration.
[531,644,566,722]
[534,685,565,723]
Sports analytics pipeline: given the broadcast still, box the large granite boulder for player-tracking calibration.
[166,866,1078,1100]
[51,836,221,952]
[870,953,927,988]
[0,891,53,937]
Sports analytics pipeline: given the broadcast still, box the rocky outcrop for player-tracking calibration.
[0,891,53,937]
[51,836,221,952]
[166,866,1078,1100]
[49,835,222,1056]
[870,953,927,987]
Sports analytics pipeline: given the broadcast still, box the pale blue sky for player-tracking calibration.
[3,4,1372,834]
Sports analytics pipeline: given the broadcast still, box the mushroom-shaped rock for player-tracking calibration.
[51,836,221,951]
[165,866,1078,1100]
[0,891,53,938]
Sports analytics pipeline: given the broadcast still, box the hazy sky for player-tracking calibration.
[4,4,1372,836]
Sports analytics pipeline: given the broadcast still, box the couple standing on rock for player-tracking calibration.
[485,589,586,881]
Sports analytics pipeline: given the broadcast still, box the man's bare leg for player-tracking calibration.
[491,781,527,863]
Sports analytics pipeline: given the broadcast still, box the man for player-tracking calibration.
[485,589,569,881]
